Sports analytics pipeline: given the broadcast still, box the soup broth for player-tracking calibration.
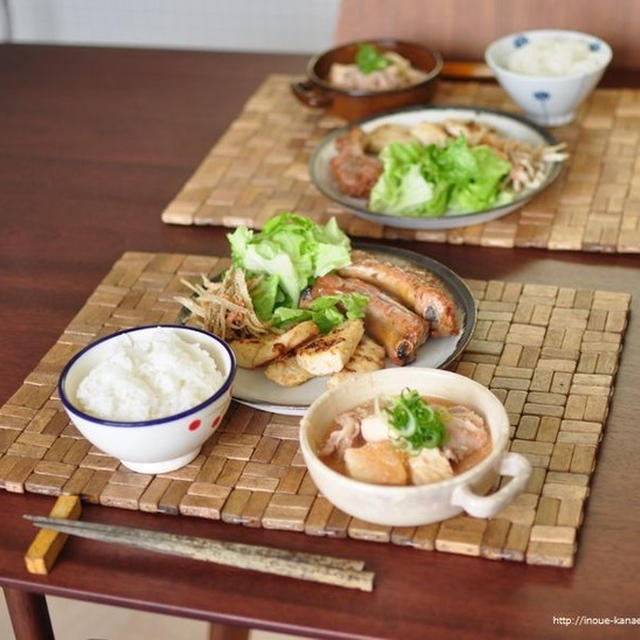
[319,395,492,486]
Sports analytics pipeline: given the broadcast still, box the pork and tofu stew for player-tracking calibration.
[319,389,491,486]
[328,43,428,92]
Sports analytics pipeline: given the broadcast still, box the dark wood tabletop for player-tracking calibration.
[1,44,639,640]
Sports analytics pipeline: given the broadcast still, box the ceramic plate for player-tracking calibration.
[310,105,563,230]
[229,244,476,415]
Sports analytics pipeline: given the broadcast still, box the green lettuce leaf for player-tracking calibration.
[270,293,369,334]
[228,212,352,314]
[270,307,310,328]
[368,136,512,217]
[248,273,279,322]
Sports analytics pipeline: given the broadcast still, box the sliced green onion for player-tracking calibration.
[385,389,446,454]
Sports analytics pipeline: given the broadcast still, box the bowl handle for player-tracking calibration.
[451,452,532,519]
[290,79,333,109]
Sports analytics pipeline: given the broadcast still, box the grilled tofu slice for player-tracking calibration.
[230,321,319,369]
[264,353,315,387]
[229,321,319,369]
[296,319,365,376]
[228,337,263,369]
[327,336,386,390]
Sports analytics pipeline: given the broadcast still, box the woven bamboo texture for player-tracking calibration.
[161,75,640,253]
[0,252,631,567]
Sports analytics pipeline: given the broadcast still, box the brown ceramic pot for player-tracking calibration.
[291,39,442,121]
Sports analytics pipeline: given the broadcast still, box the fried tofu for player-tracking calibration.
[326,336,386,390]
[408,448,454,485]
[344,441,408,485]
[264,353,315,387]
[295,319,364,376]
[230,321,319,369]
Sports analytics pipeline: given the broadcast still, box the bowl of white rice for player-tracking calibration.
[485,29,612,126]
[58,325,236,473]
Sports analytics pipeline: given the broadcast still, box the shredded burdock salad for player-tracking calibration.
[177,269,269,340]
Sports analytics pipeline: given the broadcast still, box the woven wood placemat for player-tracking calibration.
[162,75,640,253]
[0,252,631,567]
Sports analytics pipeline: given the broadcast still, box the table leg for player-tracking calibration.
[3,587,55,640]
[209,622,250,640]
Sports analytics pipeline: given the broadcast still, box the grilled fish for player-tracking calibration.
[307,274,428,366]
[339,250,459,337]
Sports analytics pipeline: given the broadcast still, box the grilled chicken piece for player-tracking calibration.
[339,250,459,337]
[296,319,364,376]
[344,441,408,485]
[441,405,489,463]
[334,127,367,154]
[408,447,454,485]
[364,123,416,154]
[443,120,487,146]
[330,128,382,199]
[410,121,449,146]
[264,353,314,387]
[326,336,386,390]
[231,320,319,369]
[308,274,428,366]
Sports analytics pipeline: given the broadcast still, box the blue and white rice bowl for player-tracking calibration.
[485,29,612,126]
[58,325,236,474]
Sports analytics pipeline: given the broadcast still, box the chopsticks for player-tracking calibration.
[24,515,374,592]
[441,61,494,80]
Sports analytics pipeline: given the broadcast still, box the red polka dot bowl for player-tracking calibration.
[58,325,236,474]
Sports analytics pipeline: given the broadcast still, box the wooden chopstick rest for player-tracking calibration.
[24,495,82,575]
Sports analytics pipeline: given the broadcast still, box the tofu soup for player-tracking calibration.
[319,389,492,486]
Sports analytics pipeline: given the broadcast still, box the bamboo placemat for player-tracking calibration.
[0,252,631,567]
[162,75,640,253]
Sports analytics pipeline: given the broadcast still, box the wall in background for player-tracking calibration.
[3,0,339,53]
[1,1,8,40]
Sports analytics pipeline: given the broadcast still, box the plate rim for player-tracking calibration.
[231,242,477,412]
[309,104,563,229]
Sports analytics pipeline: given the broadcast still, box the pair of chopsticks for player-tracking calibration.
[441,61,493,80]
[25,515,374,592]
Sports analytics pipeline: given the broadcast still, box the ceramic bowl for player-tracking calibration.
[300,368,531,526]
[485,29,612,126]
[291,39,442,121]
[58,325,236,474]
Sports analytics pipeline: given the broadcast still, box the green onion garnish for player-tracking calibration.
[355,43,391,74]
[385,389,447,454]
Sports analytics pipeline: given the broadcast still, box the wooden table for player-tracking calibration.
[1,44,639,640]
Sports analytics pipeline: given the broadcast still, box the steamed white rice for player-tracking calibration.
[76,329,224,421]
[507,37,607,76]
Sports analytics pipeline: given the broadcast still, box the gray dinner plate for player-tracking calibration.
[230,244,476,416]
[310,105,563,230]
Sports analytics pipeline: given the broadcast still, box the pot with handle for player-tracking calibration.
[290,39,442,121]
[300,368,531,527]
